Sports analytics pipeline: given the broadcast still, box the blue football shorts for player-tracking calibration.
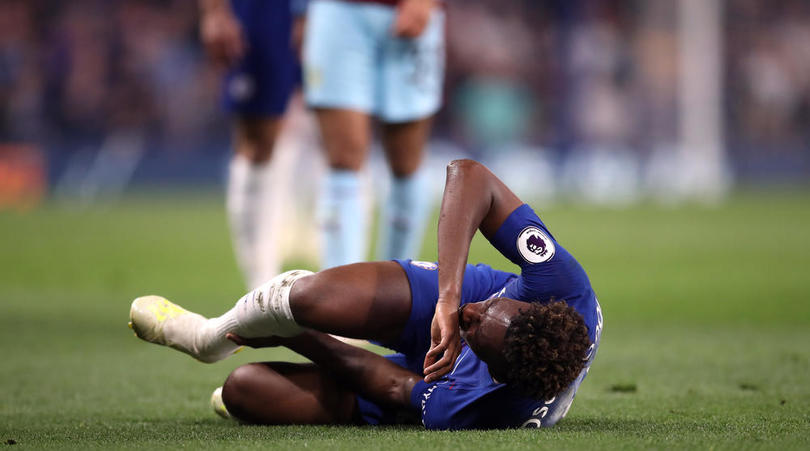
[223,0,300,117]
[355,259,515,425]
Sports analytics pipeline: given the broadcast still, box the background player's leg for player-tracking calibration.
[290,261,412,343]
[314,108,372,268]
[227,117,285,288]
[376,118,433,260]
[222,362,359,425]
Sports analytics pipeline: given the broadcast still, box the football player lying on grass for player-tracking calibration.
[129,159,603,429]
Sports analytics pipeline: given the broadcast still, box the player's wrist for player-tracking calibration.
[436,299,460,310]
[437,290,460,304]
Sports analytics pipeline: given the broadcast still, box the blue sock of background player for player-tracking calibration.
[377,169,430,260]
[319,168,367,269]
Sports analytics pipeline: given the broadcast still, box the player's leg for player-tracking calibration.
[289,261,412,344]
[220,361,360,425]
[227,117,285,288]
[314,108,373,268]
[376,118,433,260]
[224,0,298,287]
[373,6,444,260]
[303,0,379,268]
[129,261,413,361]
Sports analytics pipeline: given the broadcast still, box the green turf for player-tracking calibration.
[1,191,809,449]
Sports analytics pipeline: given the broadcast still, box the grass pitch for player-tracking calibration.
[1,191,809,449]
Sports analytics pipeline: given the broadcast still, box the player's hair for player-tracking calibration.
[501,300,591,401]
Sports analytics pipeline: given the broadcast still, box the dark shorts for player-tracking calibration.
[223,0,300,116]
[381,259,515,362]
[356,259,516,425]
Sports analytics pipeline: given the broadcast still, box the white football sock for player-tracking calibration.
[147,307,240,364]
[196,270,314,361]
[226,155,282,289]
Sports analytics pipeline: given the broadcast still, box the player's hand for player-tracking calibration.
[423,300,461,382]
[226,333,284,348]
[200,7,246,67]
[393,0,435,38]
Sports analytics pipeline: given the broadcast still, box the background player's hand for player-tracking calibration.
[393,0,435,38]
[200,6,246,67]
[226,333,284,348]
[423,300,461,382]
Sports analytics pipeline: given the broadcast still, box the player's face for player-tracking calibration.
[458,297,525,380]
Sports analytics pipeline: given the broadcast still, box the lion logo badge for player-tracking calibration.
[517,227,555,264]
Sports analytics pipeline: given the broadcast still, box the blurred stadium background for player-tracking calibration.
[1,0,809,448]
[1,0,808,210]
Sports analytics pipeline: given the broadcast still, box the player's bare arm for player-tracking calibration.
[424,159,523,382]
[393,0,436,38]
[199,0,246,67]
[228,331,421,409]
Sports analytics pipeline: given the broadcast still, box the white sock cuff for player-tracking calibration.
[236,269,314,338]
[265,269,312,336]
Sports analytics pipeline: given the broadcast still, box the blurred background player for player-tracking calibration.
[199,0,306,288]
[302,0,445,268]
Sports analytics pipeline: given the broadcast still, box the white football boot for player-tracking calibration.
[129,295,240,363]
[210,386,232,420]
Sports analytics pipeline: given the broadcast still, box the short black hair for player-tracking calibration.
[501,300,591,400]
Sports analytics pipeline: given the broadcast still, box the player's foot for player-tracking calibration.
[129,295,239,363]
[210,386,231,420]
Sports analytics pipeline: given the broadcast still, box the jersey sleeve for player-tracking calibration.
[488,204,555,266]
[486,204,591,304]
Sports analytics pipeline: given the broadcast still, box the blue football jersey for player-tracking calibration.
[374,204,603,429]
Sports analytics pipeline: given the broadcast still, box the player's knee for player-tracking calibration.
[234,119,280,164]
[222,363,265,420]
[235,140,274,164]
[327,150,365,171]
[383,146,424,178]
[287,272,323,326]
[387,150,422,178]
[323,135,368,170]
